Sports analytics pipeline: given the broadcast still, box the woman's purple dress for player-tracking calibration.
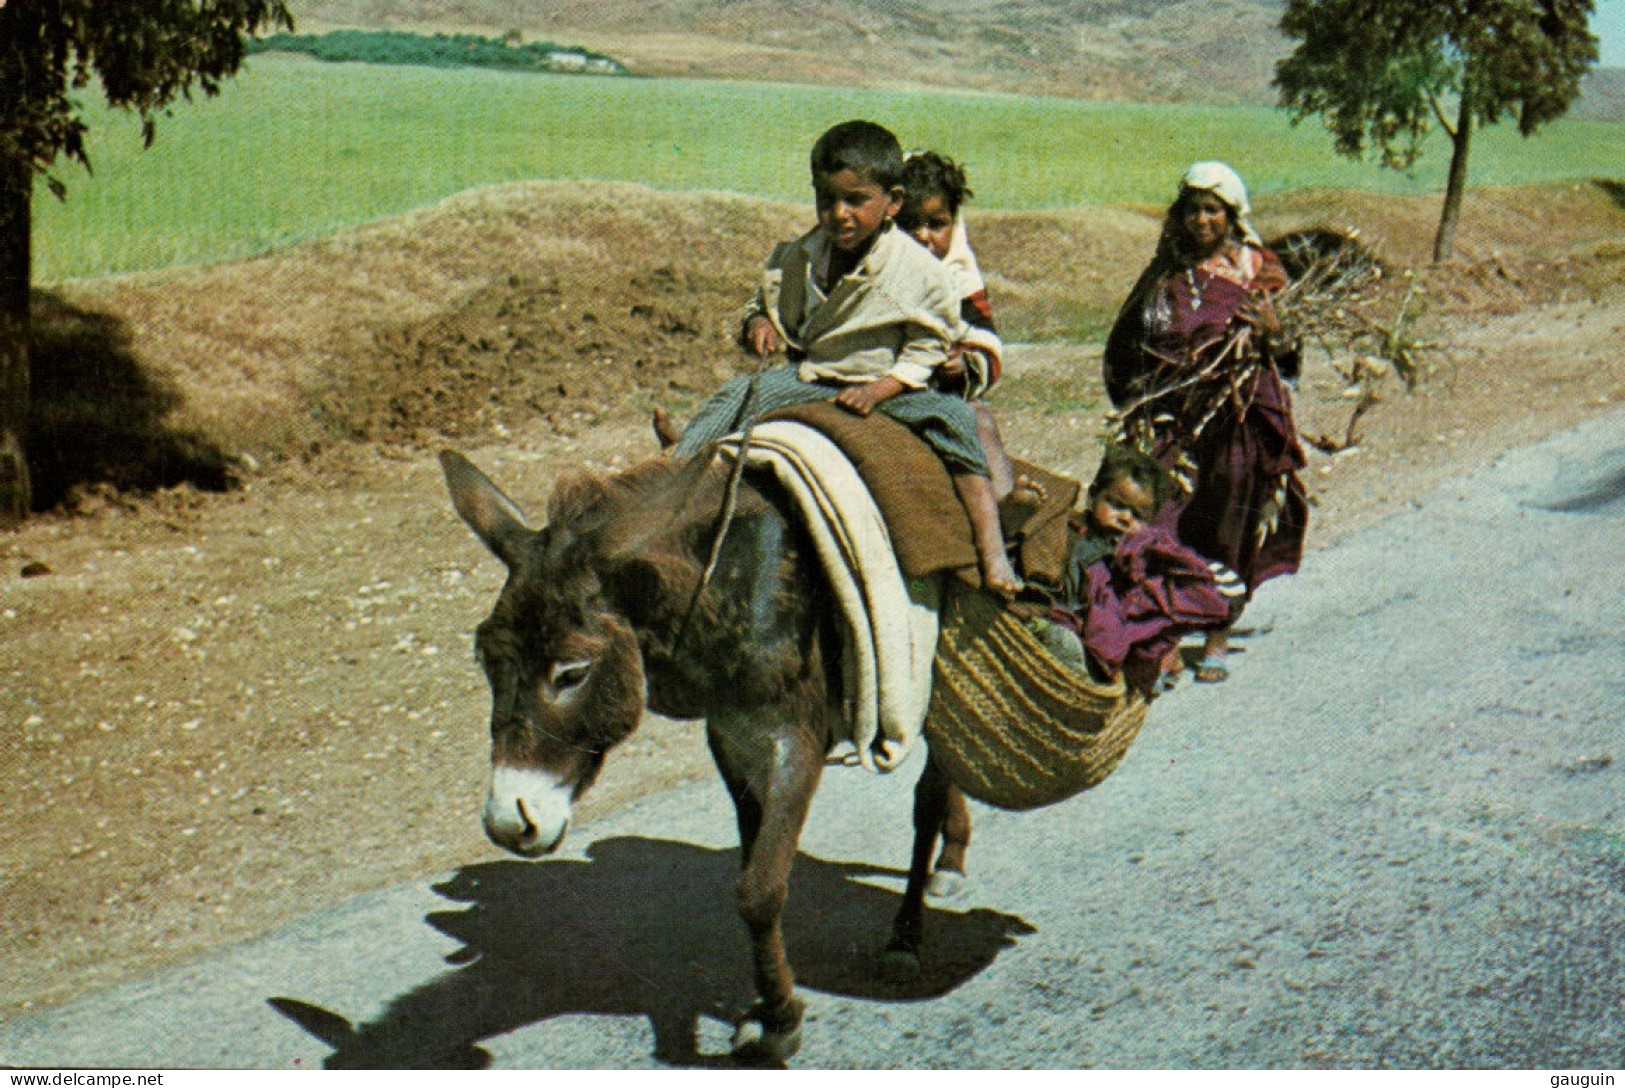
[1104,247,1309,596]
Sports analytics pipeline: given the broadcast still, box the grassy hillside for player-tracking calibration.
[287,0,1294,105]
[34,54,1625,283]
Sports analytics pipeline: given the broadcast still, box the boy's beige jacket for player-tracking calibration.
[745,222,961,390]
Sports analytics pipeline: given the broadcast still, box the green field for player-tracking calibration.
[33,53,1625,283]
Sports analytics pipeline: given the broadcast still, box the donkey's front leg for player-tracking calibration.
[706,712,825,1065]
[883,752,953,982]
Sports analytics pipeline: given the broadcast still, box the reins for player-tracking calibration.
[672,373,760,653]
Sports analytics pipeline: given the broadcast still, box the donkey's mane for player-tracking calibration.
[548,454,724,558]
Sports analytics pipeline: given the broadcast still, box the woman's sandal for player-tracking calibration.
[1194,655,1229,683]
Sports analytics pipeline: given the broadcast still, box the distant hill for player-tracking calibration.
[1574,67,1625,122]
[285,0,1295,105]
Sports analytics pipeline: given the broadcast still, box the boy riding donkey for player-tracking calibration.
[659,119,1028,599]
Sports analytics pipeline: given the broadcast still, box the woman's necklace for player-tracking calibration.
[1186,267,1205,311]
[1187,244,1239,311]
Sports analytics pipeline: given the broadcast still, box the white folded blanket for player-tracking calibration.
[718,421,940,773]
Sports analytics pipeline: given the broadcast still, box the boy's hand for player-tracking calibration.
[940,345,968,383]
[745,314,781,357]
[836,375,905,417]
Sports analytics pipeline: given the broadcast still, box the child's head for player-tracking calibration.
[897,151,973,261]
[809,120,905,255]
[1086,444,1168,538]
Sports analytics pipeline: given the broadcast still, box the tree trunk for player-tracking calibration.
[1432,93,1474,263]
[0,155,32,527]
[0,0,32,526]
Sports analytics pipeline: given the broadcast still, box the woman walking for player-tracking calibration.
[1103,162,1309,683]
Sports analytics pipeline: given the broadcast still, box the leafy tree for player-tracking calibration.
[0,1,292,526]
[246,29,628,75]
[1275,0,1599,263]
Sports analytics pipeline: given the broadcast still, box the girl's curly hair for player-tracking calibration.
[900,150,973,217]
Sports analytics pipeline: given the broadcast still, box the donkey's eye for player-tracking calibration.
[549,659,592,692]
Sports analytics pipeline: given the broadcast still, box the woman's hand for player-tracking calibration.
[745,314,780,357]
[939,345,968,383]
[1236,292,1282,339]
[836,375,905,417]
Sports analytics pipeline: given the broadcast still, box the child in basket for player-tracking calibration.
[667,120,1024,597]
[1033,444,1242,693]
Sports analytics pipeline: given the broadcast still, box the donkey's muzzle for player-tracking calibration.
[483,766,572,857]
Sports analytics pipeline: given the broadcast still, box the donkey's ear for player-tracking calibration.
[440,450,534,567]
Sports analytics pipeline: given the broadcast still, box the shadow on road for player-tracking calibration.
[270,835,1034,1068]
[1529,460,1625,514]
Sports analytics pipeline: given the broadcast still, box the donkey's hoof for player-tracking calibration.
[927,867,969,900]
[731,1001,804,1065]
[880,939,922,984]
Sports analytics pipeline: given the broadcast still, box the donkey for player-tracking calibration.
[440,448,972,1063]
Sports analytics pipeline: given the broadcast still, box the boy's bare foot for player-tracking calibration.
[998,473,1049,534]
[1012,473,1048,505]
[652,406,682,450]
[954,473,1023,600]
[980,549,1024,601]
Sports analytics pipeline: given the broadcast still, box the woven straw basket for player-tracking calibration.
[925,579,1151,811]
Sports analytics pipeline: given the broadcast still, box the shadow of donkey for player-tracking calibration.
[271,835,1034,1068]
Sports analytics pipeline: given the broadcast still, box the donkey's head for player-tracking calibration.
[441,451,647,857]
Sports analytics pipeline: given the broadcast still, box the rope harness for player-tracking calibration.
[672,373,760,653]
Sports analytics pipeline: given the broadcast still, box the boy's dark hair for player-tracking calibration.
[810,120,904,190]
[1089,443,1170,511]
[900,150,973,217]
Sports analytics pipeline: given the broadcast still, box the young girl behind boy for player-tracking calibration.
[894,151,1022,498]
[896,151,1002,392]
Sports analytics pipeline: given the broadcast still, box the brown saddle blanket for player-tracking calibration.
[761,402,1081,586]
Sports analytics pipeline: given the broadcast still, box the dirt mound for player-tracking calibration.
[25,178,1625,508]
[43,183,804,473]
[1256,181,1625,292]
[321,266,745,445]
[34,181,1162,480]
[27,293,243,511]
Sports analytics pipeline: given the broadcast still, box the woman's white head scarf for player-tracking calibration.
[1181,161,1262,246]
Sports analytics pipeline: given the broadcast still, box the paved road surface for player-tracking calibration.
[3,411,1621,1069]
